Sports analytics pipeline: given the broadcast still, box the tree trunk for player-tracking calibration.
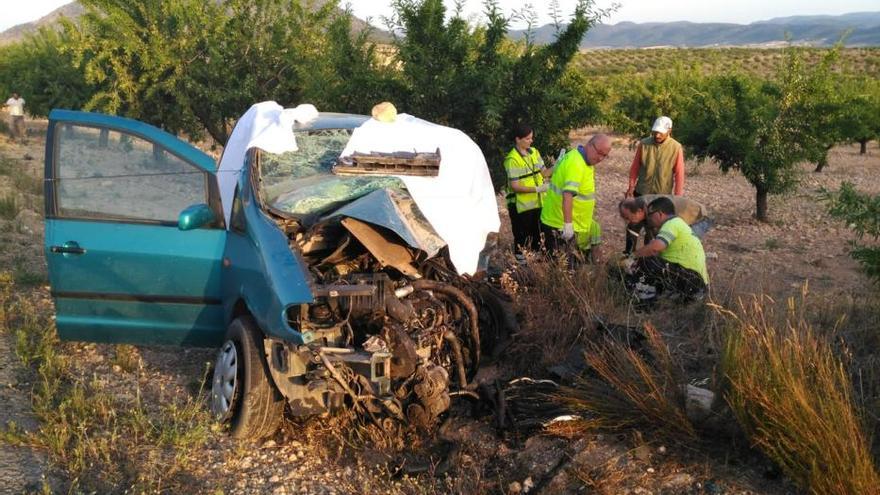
[860,140,868,155]
[756,186,768,222]
[814,152,828,173]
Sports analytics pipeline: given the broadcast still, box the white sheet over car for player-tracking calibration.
[340,115,500,275]
[218,102,500,276]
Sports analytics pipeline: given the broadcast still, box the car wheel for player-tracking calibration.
[211,316,284,439]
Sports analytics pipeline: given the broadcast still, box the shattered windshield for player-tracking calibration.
[259,128,403,217]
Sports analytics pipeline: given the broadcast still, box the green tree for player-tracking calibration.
[602,67,701,147]
[677,51,813,221]
[796,47,850,173]
[840,76,880,155]
[67,0,344,144]
[385,0,609,187]
[824,183,880,283]
[0,28,92,117]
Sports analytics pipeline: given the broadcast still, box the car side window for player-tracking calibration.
[55,124,207,223]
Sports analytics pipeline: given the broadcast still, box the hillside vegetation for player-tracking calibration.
[575,46,880,78]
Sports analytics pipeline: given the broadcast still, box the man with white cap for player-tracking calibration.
[623,116,685,252]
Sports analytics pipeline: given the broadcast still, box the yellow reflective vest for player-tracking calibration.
[540,147,597,233]
[504,147,545,213]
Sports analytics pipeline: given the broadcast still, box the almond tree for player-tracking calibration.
[677,49,813,221]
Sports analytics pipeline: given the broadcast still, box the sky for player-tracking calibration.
[2,0,879,32]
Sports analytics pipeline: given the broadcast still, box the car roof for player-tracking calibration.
[293,112,370,131]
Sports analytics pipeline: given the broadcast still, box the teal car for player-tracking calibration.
[44,110,509,439]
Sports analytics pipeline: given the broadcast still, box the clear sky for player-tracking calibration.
[2,0,878,32]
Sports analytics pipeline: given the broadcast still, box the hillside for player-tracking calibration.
[513,11,880,48]
[0,2,84,45]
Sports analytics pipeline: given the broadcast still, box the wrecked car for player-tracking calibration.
[43,104,512,439]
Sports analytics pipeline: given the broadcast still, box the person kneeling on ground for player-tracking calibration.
[619,194,713,254]
[625,196,709,302]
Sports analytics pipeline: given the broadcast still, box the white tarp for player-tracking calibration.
[341,115,500,275]
[217,101,500,276]
[217,101,318,227]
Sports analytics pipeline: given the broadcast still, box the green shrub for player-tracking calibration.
[823,182,880,283]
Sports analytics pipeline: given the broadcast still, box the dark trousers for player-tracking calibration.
[508,204,543,255]
[629,256,706,298]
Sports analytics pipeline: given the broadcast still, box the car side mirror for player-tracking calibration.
[178,203,216,231]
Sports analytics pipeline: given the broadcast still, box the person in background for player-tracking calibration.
[504,123,551,263]
[626,196,708,302]
[540,134,612,262]
[618,194,712,254]
[623,116,685,253]
[4,92,26,142]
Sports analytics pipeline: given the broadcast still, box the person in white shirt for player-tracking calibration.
[4,92,26,142]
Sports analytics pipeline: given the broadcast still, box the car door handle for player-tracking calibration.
[50,241,86,255]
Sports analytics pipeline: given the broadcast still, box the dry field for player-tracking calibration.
[0,118,878,494]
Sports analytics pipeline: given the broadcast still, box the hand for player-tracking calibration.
[561,222,575,241]
[535,183,549,193]
[624,189,634,198]
[618,255,636,274]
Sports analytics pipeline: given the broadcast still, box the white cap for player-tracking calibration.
[651,116,672,134]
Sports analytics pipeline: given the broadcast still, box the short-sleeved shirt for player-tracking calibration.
[5,98,24,117]
[656,216,709,283]
[540,146,596,233]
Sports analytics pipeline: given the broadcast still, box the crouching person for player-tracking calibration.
[627,196,708,302]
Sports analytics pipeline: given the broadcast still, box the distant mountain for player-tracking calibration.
[0,2,84,45]
[513,11,880,48]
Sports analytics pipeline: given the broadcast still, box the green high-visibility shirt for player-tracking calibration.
[656,216,709,284]
[504,147,545,212]
[540,147,597,233]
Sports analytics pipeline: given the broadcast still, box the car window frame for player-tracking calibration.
[47,121,224,229]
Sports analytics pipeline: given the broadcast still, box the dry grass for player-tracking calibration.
[505,252,630,374]
[717,292,880,494]
[0,272,215,493]
[556,323,697,440]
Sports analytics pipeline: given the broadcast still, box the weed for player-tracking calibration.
[0,194,18,220]
[13,172,43,196]
[506,254,630,374]
[0,270,215,493]
[112,344,140,372]
[556,323,697,440]
[763,237,781,250]
[13,267,46,287]
[718,294,880,493]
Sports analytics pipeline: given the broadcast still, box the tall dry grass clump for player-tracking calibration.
[506,254,629,374]
[719,295,880,494]
[556,323,697,440]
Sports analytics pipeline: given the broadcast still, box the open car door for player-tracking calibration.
[44,110,227,346]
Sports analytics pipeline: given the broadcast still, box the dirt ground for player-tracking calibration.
[1,118,877,494]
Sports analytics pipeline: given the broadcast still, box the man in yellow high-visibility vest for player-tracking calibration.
[540,134,612,262]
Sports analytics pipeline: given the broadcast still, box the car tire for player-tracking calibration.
[211,316,284,440]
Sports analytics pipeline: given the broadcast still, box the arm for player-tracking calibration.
[626,144,641,197]
[633,238,666,258]
[509,179,542,194]
[673,147,685,195]
[562,192,574,224]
